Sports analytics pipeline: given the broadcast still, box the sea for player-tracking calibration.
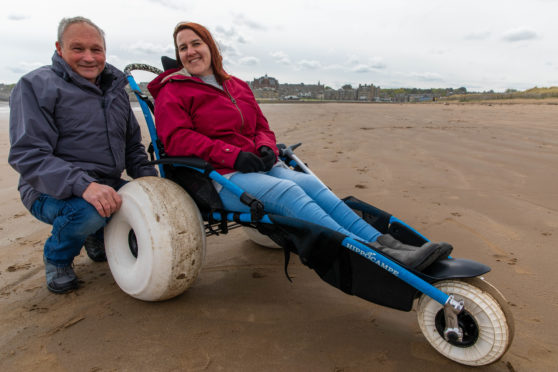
[0,101,146,124]
[0,101,9,116]
[0,102,8,130]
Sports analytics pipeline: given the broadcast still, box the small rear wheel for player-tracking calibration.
[416,277,514,366]
[105,177,205,301]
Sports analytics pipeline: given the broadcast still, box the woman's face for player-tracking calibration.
[176,29,214,77]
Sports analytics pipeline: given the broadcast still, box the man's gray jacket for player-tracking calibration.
[8,52,157,210]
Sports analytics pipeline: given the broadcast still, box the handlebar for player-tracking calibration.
[123,63,163,76]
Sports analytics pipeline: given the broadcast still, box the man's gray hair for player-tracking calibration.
[57,16,106,47]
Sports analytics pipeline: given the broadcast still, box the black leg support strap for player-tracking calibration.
[240,192,265,223]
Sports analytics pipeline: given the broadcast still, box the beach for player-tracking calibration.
[1,101,557,371]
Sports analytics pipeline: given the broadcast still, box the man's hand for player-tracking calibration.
[82,182,122,218]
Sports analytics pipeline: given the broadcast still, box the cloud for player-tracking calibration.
[352,64,375,73]
[213,26,246,58]
[323,64,344,71]
[351,60,386,73]
[312,58,386,74]
[146,0,187,10]
[347,55,360,66]
[238,56,259,65]
[215,26,235,37]
[464,31,491,40]
[8,14,29,21]
[125,41,174,54]
[297,60,322,70]
[428,48,449,55]
[370,58,386,69]
[232,13,267,31]
[270,51,291,65]
[502,28,538,42]
[215,26,248,45]
[346,56,386,72]
[233,14,267,31]
[409,72,443,81]
[217,40,241,58]
[8,62,44,74]
[213,25,248,60]
[107,55,124,65]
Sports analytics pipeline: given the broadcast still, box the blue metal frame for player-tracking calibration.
[126,75,165,177]
[126,70,451,307]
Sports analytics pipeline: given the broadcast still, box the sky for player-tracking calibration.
[2,0,557,91]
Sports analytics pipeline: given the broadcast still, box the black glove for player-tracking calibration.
[234,151,265,173]
[259,146,276,171]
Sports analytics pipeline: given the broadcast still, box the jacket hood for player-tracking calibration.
[147,67,194,99]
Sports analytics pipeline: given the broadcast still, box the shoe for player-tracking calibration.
[376,234,428,251]
[44,258,78,294]
[84,235,107,262]
[373,234,453,271]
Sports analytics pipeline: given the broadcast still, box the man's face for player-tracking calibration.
[55,22,106,84]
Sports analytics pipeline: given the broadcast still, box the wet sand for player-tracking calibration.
[1,101,557,371]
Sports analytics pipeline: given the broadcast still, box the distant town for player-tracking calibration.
[1,76,556,103]
[0,76,465,103]
[247,74,460,103]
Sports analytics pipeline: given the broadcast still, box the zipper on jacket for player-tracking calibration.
[224,83,245,133]
[101,96,116,163]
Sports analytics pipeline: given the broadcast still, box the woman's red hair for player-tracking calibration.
[173,22,230,85]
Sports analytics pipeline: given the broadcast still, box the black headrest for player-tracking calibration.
[161,56,180,71]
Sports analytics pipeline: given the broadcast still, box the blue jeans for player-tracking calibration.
[31,195,107,266]
[218,165,381,242]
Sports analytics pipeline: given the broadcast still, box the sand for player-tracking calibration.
[1,101,557,371]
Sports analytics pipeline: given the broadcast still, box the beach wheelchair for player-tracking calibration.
[103,61,514,366]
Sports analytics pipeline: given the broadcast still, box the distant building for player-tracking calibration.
[251,74,279,90]
[278,82,324,100]
[250,74,280,99]
[323,87,337,100]
[248,75,380,102]
[341,86,357,100]
[324,84,380,101]
[356,84,379,101]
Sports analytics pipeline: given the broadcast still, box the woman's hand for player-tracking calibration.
[234,151,265,173]
[259,146,276,171]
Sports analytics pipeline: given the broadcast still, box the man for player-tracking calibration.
[8,17,157,294]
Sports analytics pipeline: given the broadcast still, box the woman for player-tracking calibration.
[147,22,451,270]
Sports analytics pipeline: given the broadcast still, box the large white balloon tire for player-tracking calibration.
[242,226,281,249]
[105,177,206,301]
[417,277,514,366]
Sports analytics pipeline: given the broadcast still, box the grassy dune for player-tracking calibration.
[443,86,558,102]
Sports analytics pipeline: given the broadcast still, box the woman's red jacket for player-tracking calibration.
[148,68,278,174]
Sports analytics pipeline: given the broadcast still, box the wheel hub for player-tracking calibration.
[435,308,479,347]
[128,229,138,258]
